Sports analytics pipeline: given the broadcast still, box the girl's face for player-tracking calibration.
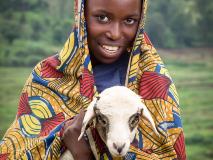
[85,0,141,64]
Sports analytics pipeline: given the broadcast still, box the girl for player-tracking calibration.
[0,0,186,159]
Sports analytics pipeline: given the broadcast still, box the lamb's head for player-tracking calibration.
[78,86,158,157]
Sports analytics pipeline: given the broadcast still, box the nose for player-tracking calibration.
[113,142,126,154]
[106,22,121,41]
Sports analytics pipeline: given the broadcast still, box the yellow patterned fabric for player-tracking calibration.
[0,0,186,159]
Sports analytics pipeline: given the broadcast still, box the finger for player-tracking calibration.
[64,118,75,129]
[74,110,85,126]
[64,110,86,130]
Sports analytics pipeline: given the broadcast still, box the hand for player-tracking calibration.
[62,110,94,160]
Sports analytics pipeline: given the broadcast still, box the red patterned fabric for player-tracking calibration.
[144,32,153,46]
[39,112,65,137]
[140,71,171,100]
[17,93,31,118]
[0,153,9,160]
[41,56,64,78]
[174,132,187,160]
[80,68,95,100]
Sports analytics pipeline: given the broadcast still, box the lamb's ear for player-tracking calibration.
[139,103,159,136]
[78,97,98,140]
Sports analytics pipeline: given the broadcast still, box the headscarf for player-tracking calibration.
[0,0,186,159]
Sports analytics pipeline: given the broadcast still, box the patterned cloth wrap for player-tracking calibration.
[0,0,186,159]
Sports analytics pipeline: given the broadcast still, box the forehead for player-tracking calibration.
[86,0,141,15]
[97,95,140,118]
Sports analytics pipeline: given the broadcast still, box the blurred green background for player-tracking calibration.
[0,0,212,159]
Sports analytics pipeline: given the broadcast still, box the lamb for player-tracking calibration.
[60,86,159,159]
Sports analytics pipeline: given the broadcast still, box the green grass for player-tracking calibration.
[0,48,213,159]
[0,67,33,137]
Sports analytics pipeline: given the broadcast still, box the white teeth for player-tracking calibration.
[102,45,119,53]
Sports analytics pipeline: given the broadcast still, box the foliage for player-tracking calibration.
[145,0,212,48]
[0,0,212,66]
[194,0,213,46]
[0,40,58,66]
[0,0,73,66]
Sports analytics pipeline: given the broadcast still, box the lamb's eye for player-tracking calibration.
[97,115,108,126]
[129,114,140,128]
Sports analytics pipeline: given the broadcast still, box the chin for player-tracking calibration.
[110,150,127,158]
[95,53,124,64]
[99,58,119,64]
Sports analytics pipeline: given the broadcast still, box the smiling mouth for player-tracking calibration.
[101,45,120,54]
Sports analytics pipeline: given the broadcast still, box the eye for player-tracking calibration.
[124,18,137,25]
[97,114,108,126]
[129,114,140,128]
[97,15,109,23]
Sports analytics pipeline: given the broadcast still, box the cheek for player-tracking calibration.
[123,25,138,43]
[101,126,108,139]
[130,128,137,142]
[87,26,96,40]
[96,124,108,142]
[87,20,104,39]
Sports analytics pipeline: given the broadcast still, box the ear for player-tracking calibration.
[139,103,159,136]
[78,97,98,140]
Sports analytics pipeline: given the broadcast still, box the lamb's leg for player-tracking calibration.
[60,150,74,160]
